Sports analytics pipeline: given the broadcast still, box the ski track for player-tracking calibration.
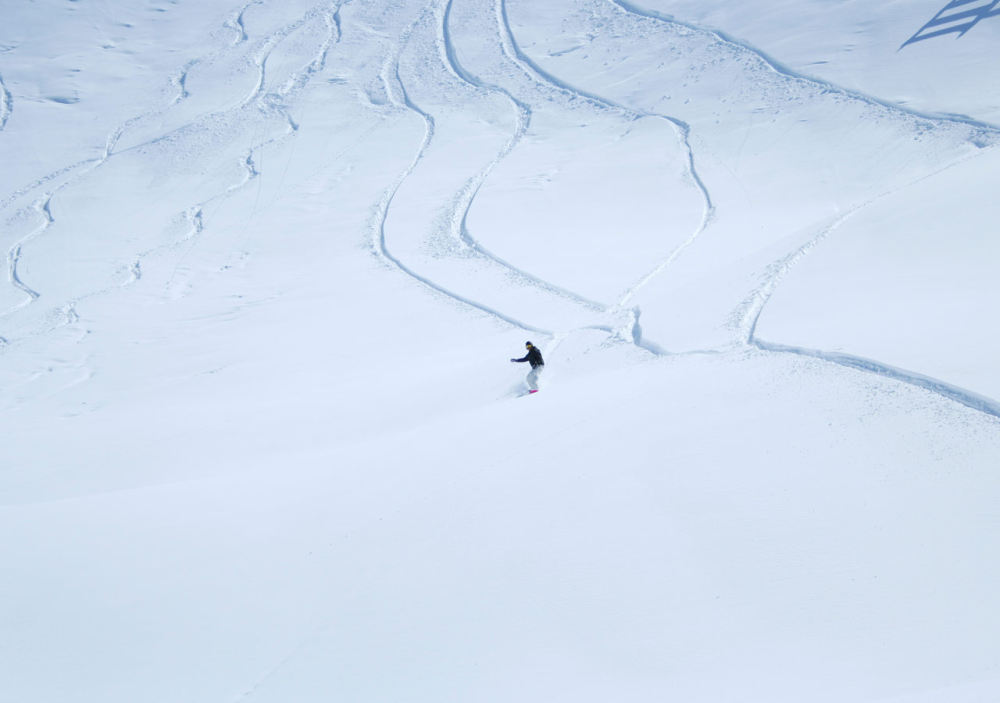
[153,1,346,293]
[371,0,711,360]
[7,198,51,305]
[0,158,99,218]
[5,0,998,421]
[0,71,12,131]
[375,0,714,356]
[497,0,714,350]
[738,147,1000,420]
[3,1,260,210]
[0,0,345,349]
[756,339,1000,421]
[228,0,263,45]
[170,0,260,108]
[438,0,608,314]
[526,0,1000,419]
[369,0,689,364]
[489,0,1000,416]
[608,0,1000,137]
[369,5,552,337]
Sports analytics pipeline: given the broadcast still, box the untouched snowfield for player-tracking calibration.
[2,1,999,701]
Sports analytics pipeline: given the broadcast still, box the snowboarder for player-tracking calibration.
[511,341,544,392]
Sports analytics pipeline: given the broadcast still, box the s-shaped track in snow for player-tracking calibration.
[605,0,1000,420]
[367,0,714,359]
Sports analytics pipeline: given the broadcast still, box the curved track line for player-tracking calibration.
[757,339,1000,420]
[157,3,346,290]
[0,71,12,131]
[738,147,1000,418]
[0,158,99,213]
[227,0,263,45]
[7,198,51,305]
[1,1,345,347]
[171,0,261,109]
[369,8,550,336]
[499,0,714,347]
[608,0,1000,138]
[542,0,1000,417]
[740,147,995,341]
[438,0,606,313]
[740,210,857,347]
[242,7,330,118]
[0,2,263,208]
[171,59,197,104]
[115,1,282,160]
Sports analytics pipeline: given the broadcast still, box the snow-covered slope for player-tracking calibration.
[2,1,999,701]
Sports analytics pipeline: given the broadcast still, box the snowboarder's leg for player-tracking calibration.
[526,366,541,391]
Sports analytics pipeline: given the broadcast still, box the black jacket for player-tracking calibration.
[513,347,544,368]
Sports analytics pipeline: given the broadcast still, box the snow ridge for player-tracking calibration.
[0,71,11,131]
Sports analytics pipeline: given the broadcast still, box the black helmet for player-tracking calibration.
[525,341,533,347]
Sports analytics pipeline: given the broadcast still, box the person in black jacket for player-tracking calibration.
[511,341,544,392]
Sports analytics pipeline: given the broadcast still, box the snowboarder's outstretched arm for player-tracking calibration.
[510,344,544,366]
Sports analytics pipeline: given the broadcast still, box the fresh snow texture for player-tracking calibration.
[2,1,999,702]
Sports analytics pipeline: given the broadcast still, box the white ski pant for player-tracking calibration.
[526,365,542,391]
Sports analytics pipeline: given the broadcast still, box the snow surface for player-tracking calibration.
[2,1,999,701]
